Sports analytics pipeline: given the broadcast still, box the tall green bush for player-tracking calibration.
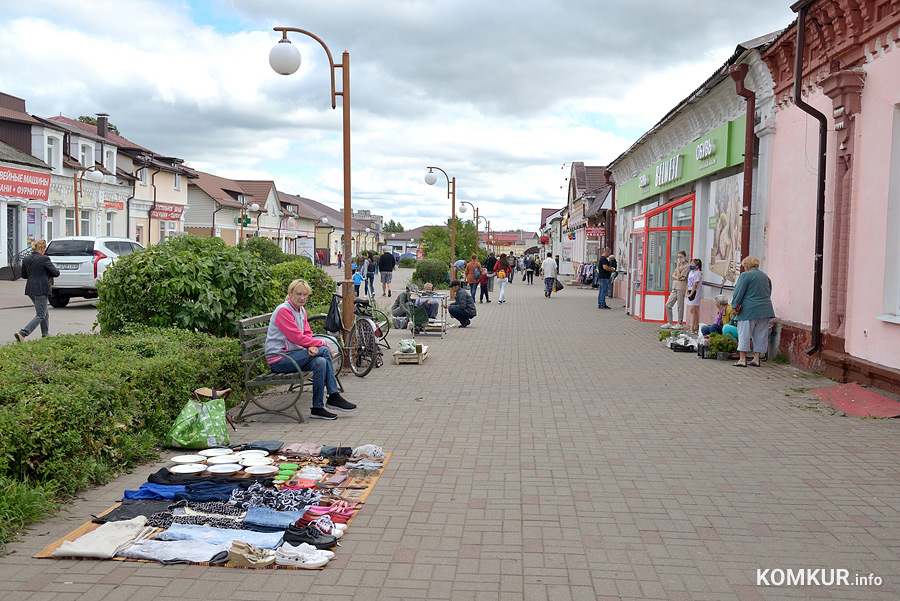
[411,258,450,289]
[269,259,336,313]
[97,235,275,336]
[240,236,289,266]
[398,257,417,268]
[0,327,242,548]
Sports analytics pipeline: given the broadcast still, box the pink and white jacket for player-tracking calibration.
[264,300,324,365]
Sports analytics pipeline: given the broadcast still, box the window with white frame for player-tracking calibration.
[174,173,181,190]
[159,220,177,241]
[65,209,75,236]
[80,210,91,236]
[80,143,93,167]
[46,136,61,172]
[46,208,54,241]
[139,167,147,185]
[106,212,115,237]
[881,104,900,322]
[135,224,144,245]
[105,149,115,172]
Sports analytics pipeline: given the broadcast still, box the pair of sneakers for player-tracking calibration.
[275,542,334,568]
[229,540,275,568]
[311,394,358,420]
[309,515,346,539]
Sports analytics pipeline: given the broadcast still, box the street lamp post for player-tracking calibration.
[270,26,354,344]
[72,166,105,236]
[424,166,456,278]
[458,201,487,260]
[238,198,260,242]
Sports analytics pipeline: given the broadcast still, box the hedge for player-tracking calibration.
[0,327,242,550]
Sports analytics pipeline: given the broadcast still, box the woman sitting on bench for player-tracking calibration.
[266,279,357,421]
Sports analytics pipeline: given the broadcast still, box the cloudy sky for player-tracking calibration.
[1,0,795,232]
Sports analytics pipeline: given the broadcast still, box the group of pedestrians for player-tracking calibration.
[356,249,396,298]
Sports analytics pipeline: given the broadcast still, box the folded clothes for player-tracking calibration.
[117,539,230,564]
[173,482,240,503]
[93,499,172,524]
[351,444,385,459]
[53,516,153,558]
[155,523,283,549]
[243,506,310,530]
[146,468,270,488]
[228,481,322,512]
[281,442,323,457]
[123,482,186,500]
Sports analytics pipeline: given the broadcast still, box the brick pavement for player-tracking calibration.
[1,267,898,600]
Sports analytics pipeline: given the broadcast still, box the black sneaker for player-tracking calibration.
[388,290,391,297]
[310,407,338,420]
[325,395,357,412]
[283,524,337,549]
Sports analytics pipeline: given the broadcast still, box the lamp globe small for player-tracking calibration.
[269,39,301,75]
[424,171,437,185]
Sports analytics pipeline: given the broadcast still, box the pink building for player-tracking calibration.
[762,0,900,392]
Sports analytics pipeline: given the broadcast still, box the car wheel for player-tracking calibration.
[49,293,70,308]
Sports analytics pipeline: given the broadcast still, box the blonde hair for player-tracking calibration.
[32,239,47,253]
[741,256,760,270]
[287,279,312,296]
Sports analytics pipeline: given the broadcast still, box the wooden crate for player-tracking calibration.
[394,346,428,365]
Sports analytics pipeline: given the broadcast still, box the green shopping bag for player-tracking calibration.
[166,391,229,449]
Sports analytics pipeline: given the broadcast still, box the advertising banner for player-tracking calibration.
[0,166,51,200]
[706,172,743,287]
[105,200,125,210]
[150,203,185,220]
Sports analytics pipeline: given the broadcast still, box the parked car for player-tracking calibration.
[45,236,144,307]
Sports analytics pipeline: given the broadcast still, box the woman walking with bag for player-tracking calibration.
[14,239,60,342]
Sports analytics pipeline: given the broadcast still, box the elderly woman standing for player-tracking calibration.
[266,279,357,420]
[731,256,774,367]
[15,239,60,342]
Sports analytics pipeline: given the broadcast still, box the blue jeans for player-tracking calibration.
[270,346,338,408]
[470,283,478,297]
[700,324,723,336]
[365,273,375,295]
[20,294,50,338]
[544,277,555,296]
[448,305,472,326]
[597,278,609,307]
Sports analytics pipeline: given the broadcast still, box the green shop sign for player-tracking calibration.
[616,115,746,209]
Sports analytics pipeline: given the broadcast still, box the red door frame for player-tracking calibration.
[632,193,695,322]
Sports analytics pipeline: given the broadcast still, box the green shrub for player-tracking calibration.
[708,333,738,354]
[240,237,289,265]
[659,330,673,341]
[269,259,336,313]
[411,258,450,289]
[96,235,275,336]
[398,257,417,268]
[0,327,242,549]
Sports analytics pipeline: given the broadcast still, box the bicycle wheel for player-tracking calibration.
[348,319,377,377]
[371,308,390,337]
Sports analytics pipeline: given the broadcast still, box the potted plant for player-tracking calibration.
[707,333,738,360]
[659,330,673,343]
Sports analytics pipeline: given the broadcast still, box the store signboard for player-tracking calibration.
[150,203,185,220]
[615,115,746,209]
[105,200,124,210]
[0,166,51,200]
[586,226,605,237]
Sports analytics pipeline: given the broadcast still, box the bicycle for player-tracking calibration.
[308,293,391,377]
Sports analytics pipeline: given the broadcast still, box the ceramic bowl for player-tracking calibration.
[169,463,206,474]
[205,463,242,475]
[198,448,234,457]
[244,465,279,476]
[207,455,241,465]
[240,456,275,467]
[171,454,206,464]
[236,450,269,459]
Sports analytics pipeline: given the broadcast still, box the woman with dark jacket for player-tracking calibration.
[15,239,60,342]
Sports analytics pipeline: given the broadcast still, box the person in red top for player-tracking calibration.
[478,268,490,303]
[266,279,356,420]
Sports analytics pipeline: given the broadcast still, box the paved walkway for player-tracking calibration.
[1,268,898,600]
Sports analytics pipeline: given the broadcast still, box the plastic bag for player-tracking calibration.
[324,294,342,333]
[166,396,229,449]
[398,339,417,354]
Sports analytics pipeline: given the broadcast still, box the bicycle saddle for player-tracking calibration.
[353,298,370,306]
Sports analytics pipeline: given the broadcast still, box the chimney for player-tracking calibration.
[96,113,109,138]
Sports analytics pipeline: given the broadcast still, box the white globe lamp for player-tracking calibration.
[424,170,437,185]
[269,39,301,75]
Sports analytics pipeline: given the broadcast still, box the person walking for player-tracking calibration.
[607,254,618,300]
[661,250,689,329]
[731,256,775,367]
[507,252,516,283]
[596,247,614,309]
[363,252,376,298]
[518,255,526,281]
[465,254,481,298]
[541,252,558,298]
[478,268,490,303]
[684,259,703,335]
[496,253,511,304]
[337,252,342,268]
[525,255,536,285]
[484,252,498,293]
[14,239,60,342]
[447,280,477,328]
[378,248,396,297]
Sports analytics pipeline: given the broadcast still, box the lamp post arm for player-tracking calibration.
[274,27,342,109]
[426,165,452,199]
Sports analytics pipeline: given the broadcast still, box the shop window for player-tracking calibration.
[670,230,692,265]
[159,220,177,241]
[673,201,693,227]
[649,212,668,228]
[65,209,75,236]
[135,224,144,245]
[646,231,668,292]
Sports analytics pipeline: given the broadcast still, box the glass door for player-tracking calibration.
[630,232,644,319]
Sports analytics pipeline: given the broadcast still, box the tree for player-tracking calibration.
[77,115,121,136]
[420,218,480,264]
[383,219,404,232]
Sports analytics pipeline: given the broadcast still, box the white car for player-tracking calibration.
[45,236,144,307]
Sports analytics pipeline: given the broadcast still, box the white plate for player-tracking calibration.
[205,463,242,475]
[171,454,206,464]
[169,463,206,474]
[236,450,269,458]
[198,448,234,457]
[240,456,275,467]
[207,455,241,465]
[244,465,279,476]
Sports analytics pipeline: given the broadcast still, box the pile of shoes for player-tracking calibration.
[229,540,276,568]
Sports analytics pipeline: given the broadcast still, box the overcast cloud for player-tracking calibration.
[0,0,794,231]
